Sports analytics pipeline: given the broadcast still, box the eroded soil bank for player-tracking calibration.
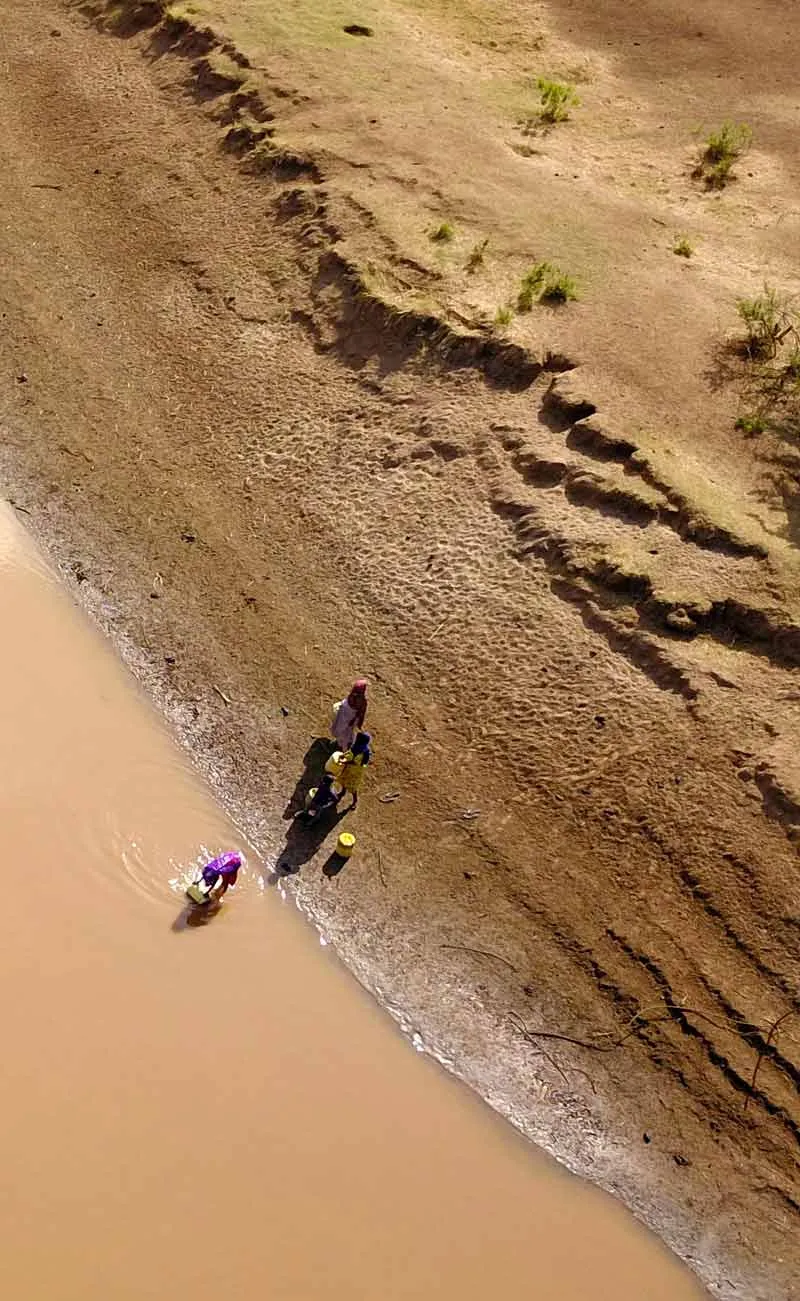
[1,1,798,1297]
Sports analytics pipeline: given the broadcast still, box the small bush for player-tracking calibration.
[734,413,766,436]
[736,285,795,360]
[722,288,800,442]
[466,238,489,272]
[673,235,693,258]
[494,305,514,327]
[430,221,455,243]
[783,349,800,382]
[706,121,752,164]
[541,270,578,303]
[698,122,752,188]
[517,263,547,311]
[518,261,577,310]
[536,78,579,124]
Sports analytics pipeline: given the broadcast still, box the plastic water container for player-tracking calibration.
[337,831,356,859]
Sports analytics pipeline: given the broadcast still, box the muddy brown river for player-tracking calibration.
[0,499,706,1299]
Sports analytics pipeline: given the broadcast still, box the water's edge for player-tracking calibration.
[0,476,730,1299]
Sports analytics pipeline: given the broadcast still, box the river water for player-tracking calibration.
[0,500,706,1299]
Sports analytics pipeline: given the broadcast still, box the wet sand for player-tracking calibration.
[0,500,708,1297]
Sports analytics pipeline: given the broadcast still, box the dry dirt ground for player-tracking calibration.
[1,0,799,1296]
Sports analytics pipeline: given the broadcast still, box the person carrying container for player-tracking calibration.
[303,773,339,822]
[336,731,372,810]
[331,679,368,752]
[187,851,242,907]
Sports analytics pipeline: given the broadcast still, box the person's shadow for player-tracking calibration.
[282,737,334,820]
[269,803,349,883]
[171,899,222,931]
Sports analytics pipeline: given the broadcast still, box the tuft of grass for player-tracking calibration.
[536,77,579,124]
[541,270,578,303]
[517,261,577,310]
[722,289,800,443]
[466,238,489,272]
[494,305,514,327]
[736,285,796,360]
[430,221,455,243]
[734,413,766,436]
[673,235,693,258]
[697,121,752,188]
[783,348,800,383]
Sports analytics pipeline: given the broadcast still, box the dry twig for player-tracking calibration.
[744,1010,795,1112]
[511,1003,798,1109]
[441,943,516,972]
[376,849,387,888]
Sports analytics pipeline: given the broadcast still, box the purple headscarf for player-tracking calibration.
[202,851,243,886]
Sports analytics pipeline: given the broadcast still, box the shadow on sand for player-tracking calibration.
[322,849,352,879]
[282,737,334,820]
[269,801,349,884]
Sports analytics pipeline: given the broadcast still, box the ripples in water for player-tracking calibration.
[77,747,266,907]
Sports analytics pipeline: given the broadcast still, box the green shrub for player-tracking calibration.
[724,289,800,439]
[430,221,455,243]
[518,261,577,310]
[673,235,693,258]
[536,78,579,124]
[734,413,766,436]
[517,263,547,311]
[466,238,489,272]
[698,122,752,188]
[494,304,514,327]
[736,285,795,359]
[541,269,578,303]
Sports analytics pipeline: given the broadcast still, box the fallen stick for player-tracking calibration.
[512,1002,800,1092]
[744,1010,794,1112]
[376,850,387,888]
[212,684,231,705]
[441,943,516,972]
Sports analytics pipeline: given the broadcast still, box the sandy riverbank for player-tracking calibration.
[1,1,799,1295]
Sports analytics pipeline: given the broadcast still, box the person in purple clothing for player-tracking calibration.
[196,851,242,905]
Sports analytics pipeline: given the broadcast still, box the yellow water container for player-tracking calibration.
[337,831,356,859]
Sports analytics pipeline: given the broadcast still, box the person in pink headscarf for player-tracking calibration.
[331,679,368,753]
[186,851,243,908]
